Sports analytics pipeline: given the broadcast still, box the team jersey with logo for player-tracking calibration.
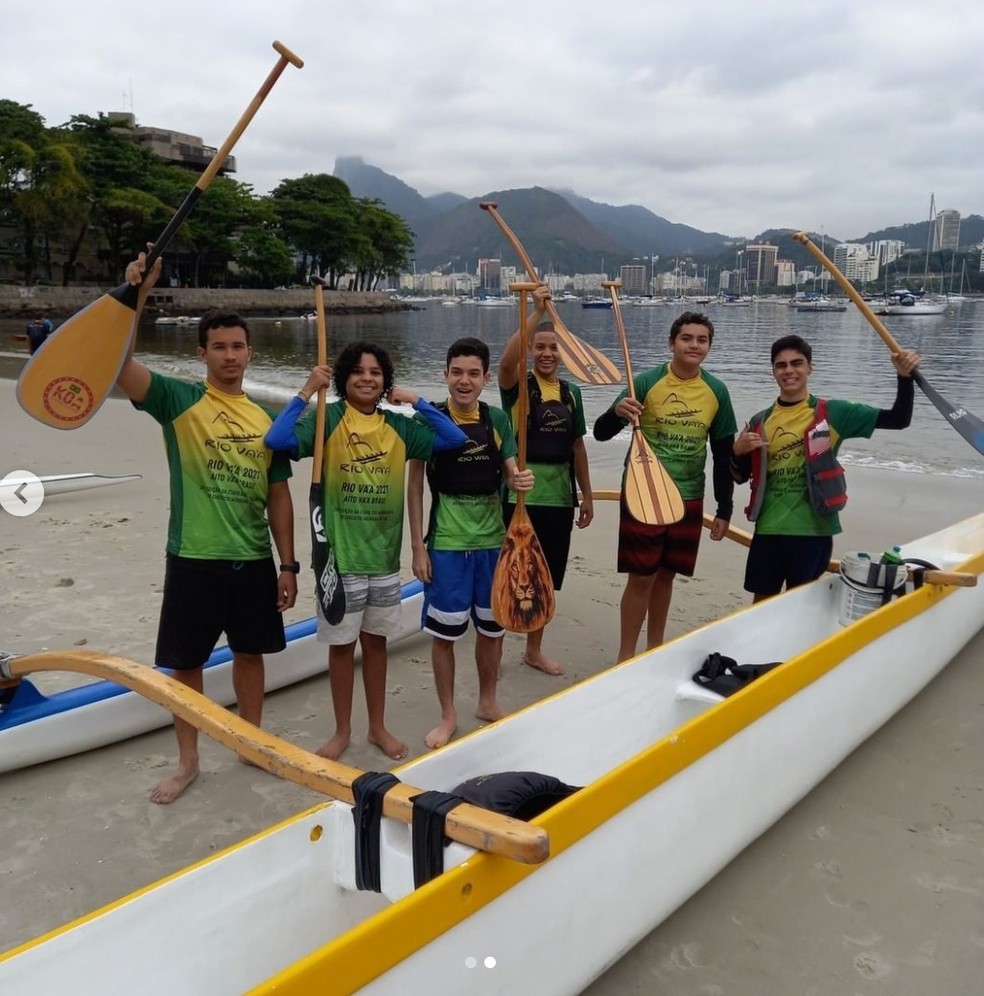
[420,401,517,551]
[137,373,290,559]
[609,364,737,500]
[754,396,877,536]
[500,373,586,508]
[295,400,435,574]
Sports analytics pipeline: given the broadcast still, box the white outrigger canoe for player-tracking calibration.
[2,513,982,995]
[0,580,424,774]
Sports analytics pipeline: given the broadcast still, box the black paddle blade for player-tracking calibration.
[914,371,984,457]
[309,483,345,624]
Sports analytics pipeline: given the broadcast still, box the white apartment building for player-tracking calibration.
[933,209,961,252]
[868,239,905,267]
[833,243,879,283]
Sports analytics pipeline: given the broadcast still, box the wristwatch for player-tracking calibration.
[279,561,301,574]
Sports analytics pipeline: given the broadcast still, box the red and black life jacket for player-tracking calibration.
[744,398,847,521]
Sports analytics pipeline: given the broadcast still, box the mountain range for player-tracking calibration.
[332,156,984,273]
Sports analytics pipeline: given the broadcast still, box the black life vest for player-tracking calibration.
[525,373,576,465]
[426,401,502,497]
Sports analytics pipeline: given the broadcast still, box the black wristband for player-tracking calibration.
[279,561,300,574]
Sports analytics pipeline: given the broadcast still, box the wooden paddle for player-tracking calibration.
[602,279,686,526]
[309,277,345,624]
[793,231,984,457]
[0,649,548,864]
[491,282,557,633]
[16,41,304,430]
[479,202,622,385]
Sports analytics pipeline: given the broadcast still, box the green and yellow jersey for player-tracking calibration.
[610,363,737,500]
[137,373,290,559]
[753,396,878,536]
[295,400,435,574]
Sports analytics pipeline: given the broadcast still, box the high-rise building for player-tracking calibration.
[832,243,878,282]
[743,244,778,288]
[933,209,961,252]
[619,265,647,296]
[477,258,502,294]
[868,240,905,267]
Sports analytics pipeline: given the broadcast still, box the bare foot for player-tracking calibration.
[522,653,566,677]
[424,717,457,750]
[149,763,199,805]
[315,732,351,761]
[368,727,408,760]
[475,701,506,724]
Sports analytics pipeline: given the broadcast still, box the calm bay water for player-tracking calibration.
[3,298,984,481]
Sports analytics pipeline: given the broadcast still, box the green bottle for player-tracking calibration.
[882,545,903,565]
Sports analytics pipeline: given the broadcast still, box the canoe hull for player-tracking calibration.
[0,582,424,773]
[2,516,982,994]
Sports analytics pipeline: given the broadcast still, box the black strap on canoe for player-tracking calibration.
[351,771,400,892]
[411,790,465,889]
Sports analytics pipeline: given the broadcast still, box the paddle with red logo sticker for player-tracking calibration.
[16,41,303,430]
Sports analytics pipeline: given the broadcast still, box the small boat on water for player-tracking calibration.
[794,297,848,313]
[2,513,981,995]
[0,581,424,774]
[880,293,947,316]
[475,296,516,307]
[580,298,612,309]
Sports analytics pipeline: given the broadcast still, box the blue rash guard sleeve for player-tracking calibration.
[413,398,468,452]
[264,395,307,455]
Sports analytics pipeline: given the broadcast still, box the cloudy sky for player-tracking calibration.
[5,0,983,240]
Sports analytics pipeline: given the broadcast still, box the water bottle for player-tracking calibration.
[881,545,903,565]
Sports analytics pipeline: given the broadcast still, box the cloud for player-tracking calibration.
[4,0,982,240]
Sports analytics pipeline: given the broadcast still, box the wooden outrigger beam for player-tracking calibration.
[0,650,549,865]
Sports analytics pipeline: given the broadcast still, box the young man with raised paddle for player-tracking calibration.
[120,252,298,805]
[731,334,920,602]
[594,312,737,661]
[265,343,465,762]
[407,337,534,749]
[497,284,593,677]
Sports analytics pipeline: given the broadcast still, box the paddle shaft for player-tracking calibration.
[479,202,621,384]
[793,231,984,458]
[311,278,328,484]
[512,282,537,511]
[3,651,548,864]
[144,41,303,270]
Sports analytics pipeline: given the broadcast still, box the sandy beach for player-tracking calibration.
[1,377,981,993]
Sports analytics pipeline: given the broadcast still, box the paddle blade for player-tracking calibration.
[546,302,622,385]
[16,283,139,429]
[912,371,984,457]
[309,483,345,624]
[491,509,556,633]
[624,431,686,525]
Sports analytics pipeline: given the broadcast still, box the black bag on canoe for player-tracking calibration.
[693,652,783,697]
[451,771,580,821]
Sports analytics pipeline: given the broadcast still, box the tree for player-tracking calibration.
[350,198,414,290]
[269,174,360,287]
[235,224,296,287]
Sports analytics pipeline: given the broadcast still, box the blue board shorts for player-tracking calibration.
[421,549,504,641]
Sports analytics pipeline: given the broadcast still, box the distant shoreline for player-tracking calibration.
[0,286,413,320]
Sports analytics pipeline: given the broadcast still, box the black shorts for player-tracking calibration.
[617,497,704,577]
[743,533,834,596]
[155,555,286,669]
[503,502,575,590]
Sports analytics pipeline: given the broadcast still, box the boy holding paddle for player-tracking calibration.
[407,337,534,749]
[594,312,737,661]
[731,334,920,601]
[497,284,594,676]
[121,252,298,805]
[265,343,466,762]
